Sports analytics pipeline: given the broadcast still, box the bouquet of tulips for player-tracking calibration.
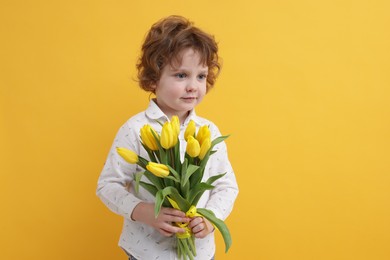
[116,116,231,260]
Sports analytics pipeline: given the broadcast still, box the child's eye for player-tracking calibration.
[175,73,187,79]
[198,74,207,80]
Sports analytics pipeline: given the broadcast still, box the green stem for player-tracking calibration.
[169,148,174,167]
[180,238,194,260]
[188,236,196,256]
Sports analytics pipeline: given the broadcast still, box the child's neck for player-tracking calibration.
[153,98,191,124]
[168,111,189,124]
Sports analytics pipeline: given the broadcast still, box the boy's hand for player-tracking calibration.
[131,202,190,237]
[189,217,214,238]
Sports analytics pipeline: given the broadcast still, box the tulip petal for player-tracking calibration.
[116,147,138,164]
[141,125,159,151]
[186,136,200,158]
[146,162,170,178]
[161,122,174,149]
[184,120,196,141]
[171,116,180,136]
[196,125,211,146]
[199,137,211,160]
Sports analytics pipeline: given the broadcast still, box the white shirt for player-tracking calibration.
[96,100,239,260]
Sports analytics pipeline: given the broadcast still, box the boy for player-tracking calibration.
[97,15,238,260]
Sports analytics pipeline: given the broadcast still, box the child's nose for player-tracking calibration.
[186,85,195,92]
[185,79,197,92]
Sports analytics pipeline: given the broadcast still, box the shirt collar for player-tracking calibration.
[145,99,167,121]
[184,109,202,126]
[145,99,202,126]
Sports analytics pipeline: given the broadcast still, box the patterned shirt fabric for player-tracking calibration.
[96,100,239,260]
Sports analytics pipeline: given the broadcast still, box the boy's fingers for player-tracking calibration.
[194,222,205,233]
[171,216,190,223]
[194,231,206,238]
[161,223,186,234]
[161,209,190,223]
[163,207,186,217]
[188,217,202,228]
[159,228,174,237]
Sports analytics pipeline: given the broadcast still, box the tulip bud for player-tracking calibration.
[116,147,138,164]
[146,162,170,178]
[198,137,211,160]
[171,116,180,137]
[184,120,196,141]
[186,136,200,158]
[185,205,199,218]
[161,122,178,149]
[140,125,159,151]
[171,123,179,147]
[196,125,211,146]
[161,122,173,149]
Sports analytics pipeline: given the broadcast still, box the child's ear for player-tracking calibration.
[150,81,158,92]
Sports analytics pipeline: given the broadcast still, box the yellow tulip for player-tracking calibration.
[167,197,180,210]
[185,205,202,218]
[186,136,200,158]
[198,137,211,160]
[171,116,180,137]
[140,124,159,151]
[160,121,178,149]
[176,226,191,239]
[116,147,138,164]
[184,120,196,141]
[196,125,211,146]
[146,162,170,178]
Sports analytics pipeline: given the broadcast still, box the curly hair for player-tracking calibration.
[136,15,221,93]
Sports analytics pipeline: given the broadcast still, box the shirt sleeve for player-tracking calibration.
[96,122,143,220]
[204,124,239,220]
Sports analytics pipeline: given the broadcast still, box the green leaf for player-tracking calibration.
[144,170,163,190]
[181,181,190,201]
[189,148,214,188]
[197,208,232,253]
[168,146,175,167]
[185,136,230,191]
[140,142,158,163]
[206,172,227,185]
[167,165,181,181]
[181,158,188,180]
[163,176,174,187]
[151,129,168,164]
[167,187,190,210]
[190,173,226,204]
[188,182,214,206]
[139,181,158,197]
[211,135,229,148]
[174,141,181,170]
[155,190,164,217]
[209,150,217,156]
[137,156,149,169]
[183,164,199,187]
[154,186,190,217]
[164,175,180,183]
[158,146,168,165]
[134,171,145,194]
[189,167,204,190]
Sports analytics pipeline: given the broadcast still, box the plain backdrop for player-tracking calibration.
[1,0,389,259]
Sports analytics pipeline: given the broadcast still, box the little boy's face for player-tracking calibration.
[152,48,208,121]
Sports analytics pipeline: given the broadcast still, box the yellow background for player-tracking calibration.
[1,0,389,259]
